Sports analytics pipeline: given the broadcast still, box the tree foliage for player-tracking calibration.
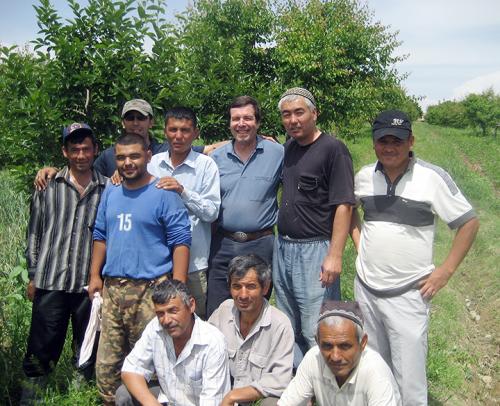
[425,88,500,136]
[0,0,413,185]
[274,0,404,138]
[426,100,468,129]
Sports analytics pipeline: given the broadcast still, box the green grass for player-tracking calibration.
[0,123,498,404]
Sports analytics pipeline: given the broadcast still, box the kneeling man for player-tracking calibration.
[209,254,294,406]
[118,280,230,406]
[278,301,400,406]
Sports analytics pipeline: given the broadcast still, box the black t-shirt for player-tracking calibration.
[277,133,355,238]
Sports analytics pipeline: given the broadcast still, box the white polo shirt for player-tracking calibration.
[355,155,476,292]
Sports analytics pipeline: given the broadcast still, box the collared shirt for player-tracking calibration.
[148,149,220,273]
[122,315,231,406]
[355,154,476,291]
[278,346,401,406]
[210,136,283,232]
[209,299,294,398]
[26,167,108,292]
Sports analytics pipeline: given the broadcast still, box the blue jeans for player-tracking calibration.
[272,235,340,365]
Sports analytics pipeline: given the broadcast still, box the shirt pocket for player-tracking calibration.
[249,176,273,202]
[248,352,267,379]
[297,175,319,203]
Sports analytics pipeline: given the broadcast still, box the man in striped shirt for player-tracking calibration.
[22,123,107,402]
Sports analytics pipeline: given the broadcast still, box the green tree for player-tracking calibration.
[0,0,169,184]
[462,88,500,136]
[273,0,404,139]
[169,0,279,139]
[425,100,468,129]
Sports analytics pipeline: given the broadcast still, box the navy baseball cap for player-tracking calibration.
[372,110,412,140]
[62,122,94,141]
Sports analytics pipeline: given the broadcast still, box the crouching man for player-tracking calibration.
[209,254,294,406]
[117,280,231,406]
[278,301,401,406]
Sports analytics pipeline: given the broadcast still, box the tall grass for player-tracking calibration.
[0,176,99,405]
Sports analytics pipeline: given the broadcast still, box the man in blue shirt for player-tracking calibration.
[88,133,191,405]
[149,107,221,319]
[207,96,284,317]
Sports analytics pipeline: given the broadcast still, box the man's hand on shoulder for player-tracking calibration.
[155,176,184,194]
[110,169,123,186]
[34,167,58,191]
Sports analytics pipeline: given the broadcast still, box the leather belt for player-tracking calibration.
[222,227,274,243]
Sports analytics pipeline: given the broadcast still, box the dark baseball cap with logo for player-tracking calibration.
[372,110,412,140]
[62,122,94,142]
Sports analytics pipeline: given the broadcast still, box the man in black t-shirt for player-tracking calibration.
[272,87,355,366]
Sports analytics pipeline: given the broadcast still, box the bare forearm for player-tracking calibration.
[440,217,479,275]
[349,208,361,251]
[89,240,106,279]
[327,204,353,259]
[221,386,262,406]
[121,372,160,406]
[172,245,189,283]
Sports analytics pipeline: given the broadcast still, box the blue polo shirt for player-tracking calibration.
[210,136,283,232]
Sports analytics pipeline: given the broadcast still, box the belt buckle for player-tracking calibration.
[233,231,248,242]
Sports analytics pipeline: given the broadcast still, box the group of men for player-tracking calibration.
[22,88,478,406]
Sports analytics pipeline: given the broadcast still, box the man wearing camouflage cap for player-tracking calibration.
[278,300,401,405]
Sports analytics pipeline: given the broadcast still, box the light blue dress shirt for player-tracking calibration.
[148,149,221,273]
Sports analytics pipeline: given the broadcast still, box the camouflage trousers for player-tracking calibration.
[96,276,167,405]
[187,269,207,320]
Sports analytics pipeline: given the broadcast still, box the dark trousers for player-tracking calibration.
[206,232,274,318]
[23,289,93,378]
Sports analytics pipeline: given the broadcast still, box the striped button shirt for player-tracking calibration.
[26,167,108,292]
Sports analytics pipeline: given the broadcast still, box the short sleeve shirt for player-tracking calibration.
[355,156,476,290]
[278,133,355,238]
[210,136,283,232]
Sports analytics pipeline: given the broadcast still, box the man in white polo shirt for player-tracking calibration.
[350,110,479,405]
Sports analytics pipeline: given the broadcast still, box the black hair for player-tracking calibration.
[115,133,148,151]
[164,107,197,128]
[227,254,271,289]
[63,130,96,148]
[152,279,192,307]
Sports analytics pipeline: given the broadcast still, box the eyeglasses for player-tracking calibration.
[124,114,148,122]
